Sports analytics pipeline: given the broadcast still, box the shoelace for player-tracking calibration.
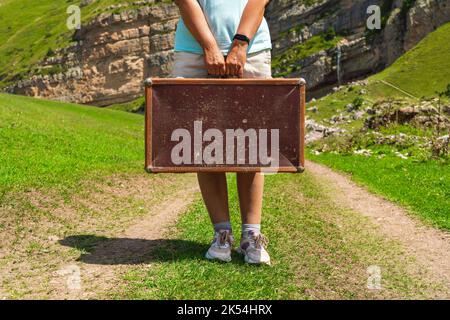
[253,233,269,249]
[217,231,233,246]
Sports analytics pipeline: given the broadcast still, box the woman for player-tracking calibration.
[173,0,272,265]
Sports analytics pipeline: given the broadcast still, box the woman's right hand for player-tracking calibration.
[203,44,226,76]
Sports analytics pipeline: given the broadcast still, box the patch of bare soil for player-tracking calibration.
[0,174,199,300]
[59,184,199,299]
[307,160,450,295]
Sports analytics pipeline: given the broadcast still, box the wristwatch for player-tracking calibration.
[233,33,250,45]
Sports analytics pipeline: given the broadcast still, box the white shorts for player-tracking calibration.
[171,49,272,79]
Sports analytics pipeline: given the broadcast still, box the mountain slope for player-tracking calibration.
[3,0,450,106]
[311,21,450,121]
[0,92,199,299]
[307,22,450,230]
[0,92,144,197]
[370,21,450,98]
[0,0,172,88]
[1,78,449,300]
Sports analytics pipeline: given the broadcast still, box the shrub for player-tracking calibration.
[324,27,336,41]
[443,84,450,98]
[352,96,364,110]
[46,48,55,57]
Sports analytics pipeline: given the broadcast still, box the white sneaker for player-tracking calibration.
[205,230,234,262]
[237,231,271,265]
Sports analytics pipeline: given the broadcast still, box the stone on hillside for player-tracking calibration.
[306,131,324,143]
[418,105,438,114]
[395,106,419,123]
[365,107,376,115]
[323,127,346,137]
[330,114,349,124]
[395,151,408,160]
[352,111,364,120]
[80,0,95,7]
[306,119,326,132]
[354,149,372,157]
[365,116,386,130]
[443,105,450,115]
[307,106,318,113]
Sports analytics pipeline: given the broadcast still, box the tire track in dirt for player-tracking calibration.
[307,160,450,294]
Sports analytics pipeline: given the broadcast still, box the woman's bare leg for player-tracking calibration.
[236,173,264,224]
[197,173,230,224]
[236,172,270,265]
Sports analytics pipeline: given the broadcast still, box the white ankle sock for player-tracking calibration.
[214,221,232,233]
[241,223,261,237]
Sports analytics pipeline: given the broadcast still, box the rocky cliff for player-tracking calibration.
[8,2,179,106]
[267,0,450,95]
[5,0,450,105]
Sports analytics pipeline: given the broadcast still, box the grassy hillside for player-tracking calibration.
[0,92,447,299]
[0,0,172,88]
[307,22,450,230]
[310,22,450,120]
[116,172,440,299]
[1,13,449,299]
[0,92,198,299]
[0,93,144,198]
[371,22,450,99]
[1,93,444,299]
[272,29,343,77]
[308,151,450,229]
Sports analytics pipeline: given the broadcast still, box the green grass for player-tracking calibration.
[306,22,450,230]
[0,90,446,299]
[308,151,450,230]
[0,0,172,88]
[1,15,449,296]
[0,92,199,299]
[311,22,450,124]
[370,22,450,99]
[308,85,373,126]
[272,32,343,77]
[106,97,145,113]
[0,93,144,198]
[115,173,440,300]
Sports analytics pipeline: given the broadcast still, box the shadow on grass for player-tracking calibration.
[59,235,210,265]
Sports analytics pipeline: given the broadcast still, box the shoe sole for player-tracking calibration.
[205,251,232,263]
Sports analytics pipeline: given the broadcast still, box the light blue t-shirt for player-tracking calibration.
[174,0,272,55]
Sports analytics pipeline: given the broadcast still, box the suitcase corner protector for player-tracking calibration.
[144,78,153,87]
[145,166,155,173]
[296,166,305,173]
[298,78,306,86]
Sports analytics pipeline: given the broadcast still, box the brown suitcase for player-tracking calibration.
[144,78,306,173]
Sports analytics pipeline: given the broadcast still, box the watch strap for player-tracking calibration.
[233,33,250,45]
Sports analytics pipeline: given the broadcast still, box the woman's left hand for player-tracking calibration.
[226,40,248,78]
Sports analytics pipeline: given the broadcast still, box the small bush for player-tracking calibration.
[443,84,450,98]
[324,27,336,41]
[46,48,55,57]
[352,96,364,110]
